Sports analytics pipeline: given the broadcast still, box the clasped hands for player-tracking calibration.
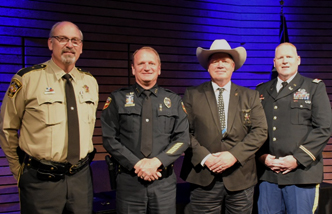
[205,151,237,174]
[134,157,162,182]
[261,154,298,174]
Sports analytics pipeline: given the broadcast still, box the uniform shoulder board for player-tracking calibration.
[17,64,46,77]
[312,78,322,84]
[164,88,177,94]
[77,67,93,77]
[256,82,265,87]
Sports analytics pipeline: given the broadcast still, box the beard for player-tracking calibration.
[61,48,76,65]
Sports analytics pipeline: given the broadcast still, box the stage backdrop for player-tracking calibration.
[0,0,331,213]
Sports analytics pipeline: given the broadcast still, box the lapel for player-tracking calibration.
[203,82,221,132]
[266,78,278,100]
[227,83,239,132]
[276,73,303,100]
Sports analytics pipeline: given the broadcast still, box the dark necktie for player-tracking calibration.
[217,88,226,132]
[140,90,153,157]
[63,74,80,164]
[279,81,288,93]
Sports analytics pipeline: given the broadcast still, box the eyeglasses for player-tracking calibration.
[51,36,82,47]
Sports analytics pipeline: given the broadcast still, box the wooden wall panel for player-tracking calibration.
[0,0,331,212]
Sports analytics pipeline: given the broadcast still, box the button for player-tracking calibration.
[273,137,276,141]
[273,127,276,131]
[300,105,303,108]
[71,107,74,110]
[273,116,277,120]
[146,119,149,122]
[51,167,54,171]
[274,106,278,109]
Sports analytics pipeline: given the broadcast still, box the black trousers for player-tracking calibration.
[19,164,93,214]
[116,171,177,214]
[185,178,254,214]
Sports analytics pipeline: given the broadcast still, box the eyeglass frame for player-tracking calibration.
[51,36,83,47]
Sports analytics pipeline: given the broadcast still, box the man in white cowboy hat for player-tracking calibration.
[180,39,268,213]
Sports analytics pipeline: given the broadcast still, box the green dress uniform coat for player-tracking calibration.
[256,73,332,185]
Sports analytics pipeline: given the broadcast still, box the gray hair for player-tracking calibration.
[49,21,83,40]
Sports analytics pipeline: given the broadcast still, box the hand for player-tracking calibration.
[134,157,162,181]
[206,151,237,173]
[260,154,282,173]
[277,155,298,174]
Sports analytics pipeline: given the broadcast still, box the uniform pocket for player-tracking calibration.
[78,93,97,124]
[157,109,177,134]
[118,106,141,133]
[37,94,65,125]
[290,101,312,125]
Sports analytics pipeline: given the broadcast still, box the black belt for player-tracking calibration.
[118,164,173,180]
[24,154,90,181]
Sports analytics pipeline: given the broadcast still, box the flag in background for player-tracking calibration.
[270,12,290,79]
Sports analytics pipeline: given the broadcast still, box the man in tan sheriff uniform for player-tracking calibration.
[0,21,98,214]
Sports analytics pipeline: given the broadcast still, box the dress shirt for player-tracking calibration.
[0,59,99,179]
[276,72,297,93]
[201,81,231,166]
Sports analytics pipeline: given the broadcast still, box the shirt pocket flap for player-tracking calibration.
[118,106,141,115]
[291,101,311,110]
[78,93,96,104]
[37,94,64,105]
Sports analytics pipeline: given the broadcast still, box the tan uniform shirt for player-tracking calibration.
[0,59,99,179]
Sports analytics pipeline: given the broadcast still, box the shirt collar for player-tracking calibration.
[211,80,231,93]
[49,59,78,82]
[135,83,159,97]
[277,72,297,87]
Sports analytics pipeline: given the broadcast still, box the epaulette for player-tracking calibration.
[312,79,322,84]
[77,67,93,77]
[256,82,265,87]
[17,64,46,77]
[164,88,177,94]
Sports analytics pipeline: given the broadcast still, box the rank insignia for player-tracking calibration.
[103,97,112,110]
[164,97,171,108]
[313,79,322,83]
[83,85,89,93]
[44,87,55,95]
[181,102,187,114]
[8,78,22,98]
[125,92,135,107]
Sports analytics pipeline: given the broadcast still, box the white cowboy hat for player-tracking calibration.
[196,39,247,71]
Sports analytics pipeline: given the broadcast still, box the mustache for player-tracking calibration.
[61,48,76,54]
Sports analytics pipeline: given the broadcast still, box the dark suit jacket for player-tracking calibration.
[180,81,268,191]
[256,73,332,185]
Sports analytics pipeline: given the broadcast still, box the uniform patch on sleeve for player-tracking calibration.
[166,142,183,154]
[8,78,22,98]
[103,97,112,110]
[312,79,322,84]
[181,102,187,114]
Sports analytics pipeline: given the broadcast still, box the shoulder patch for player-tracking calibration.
[103,97,112,110]
[77,67,93,77]
[312,79,322,84]
[17,64,46,77]
[8,78,22,98]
